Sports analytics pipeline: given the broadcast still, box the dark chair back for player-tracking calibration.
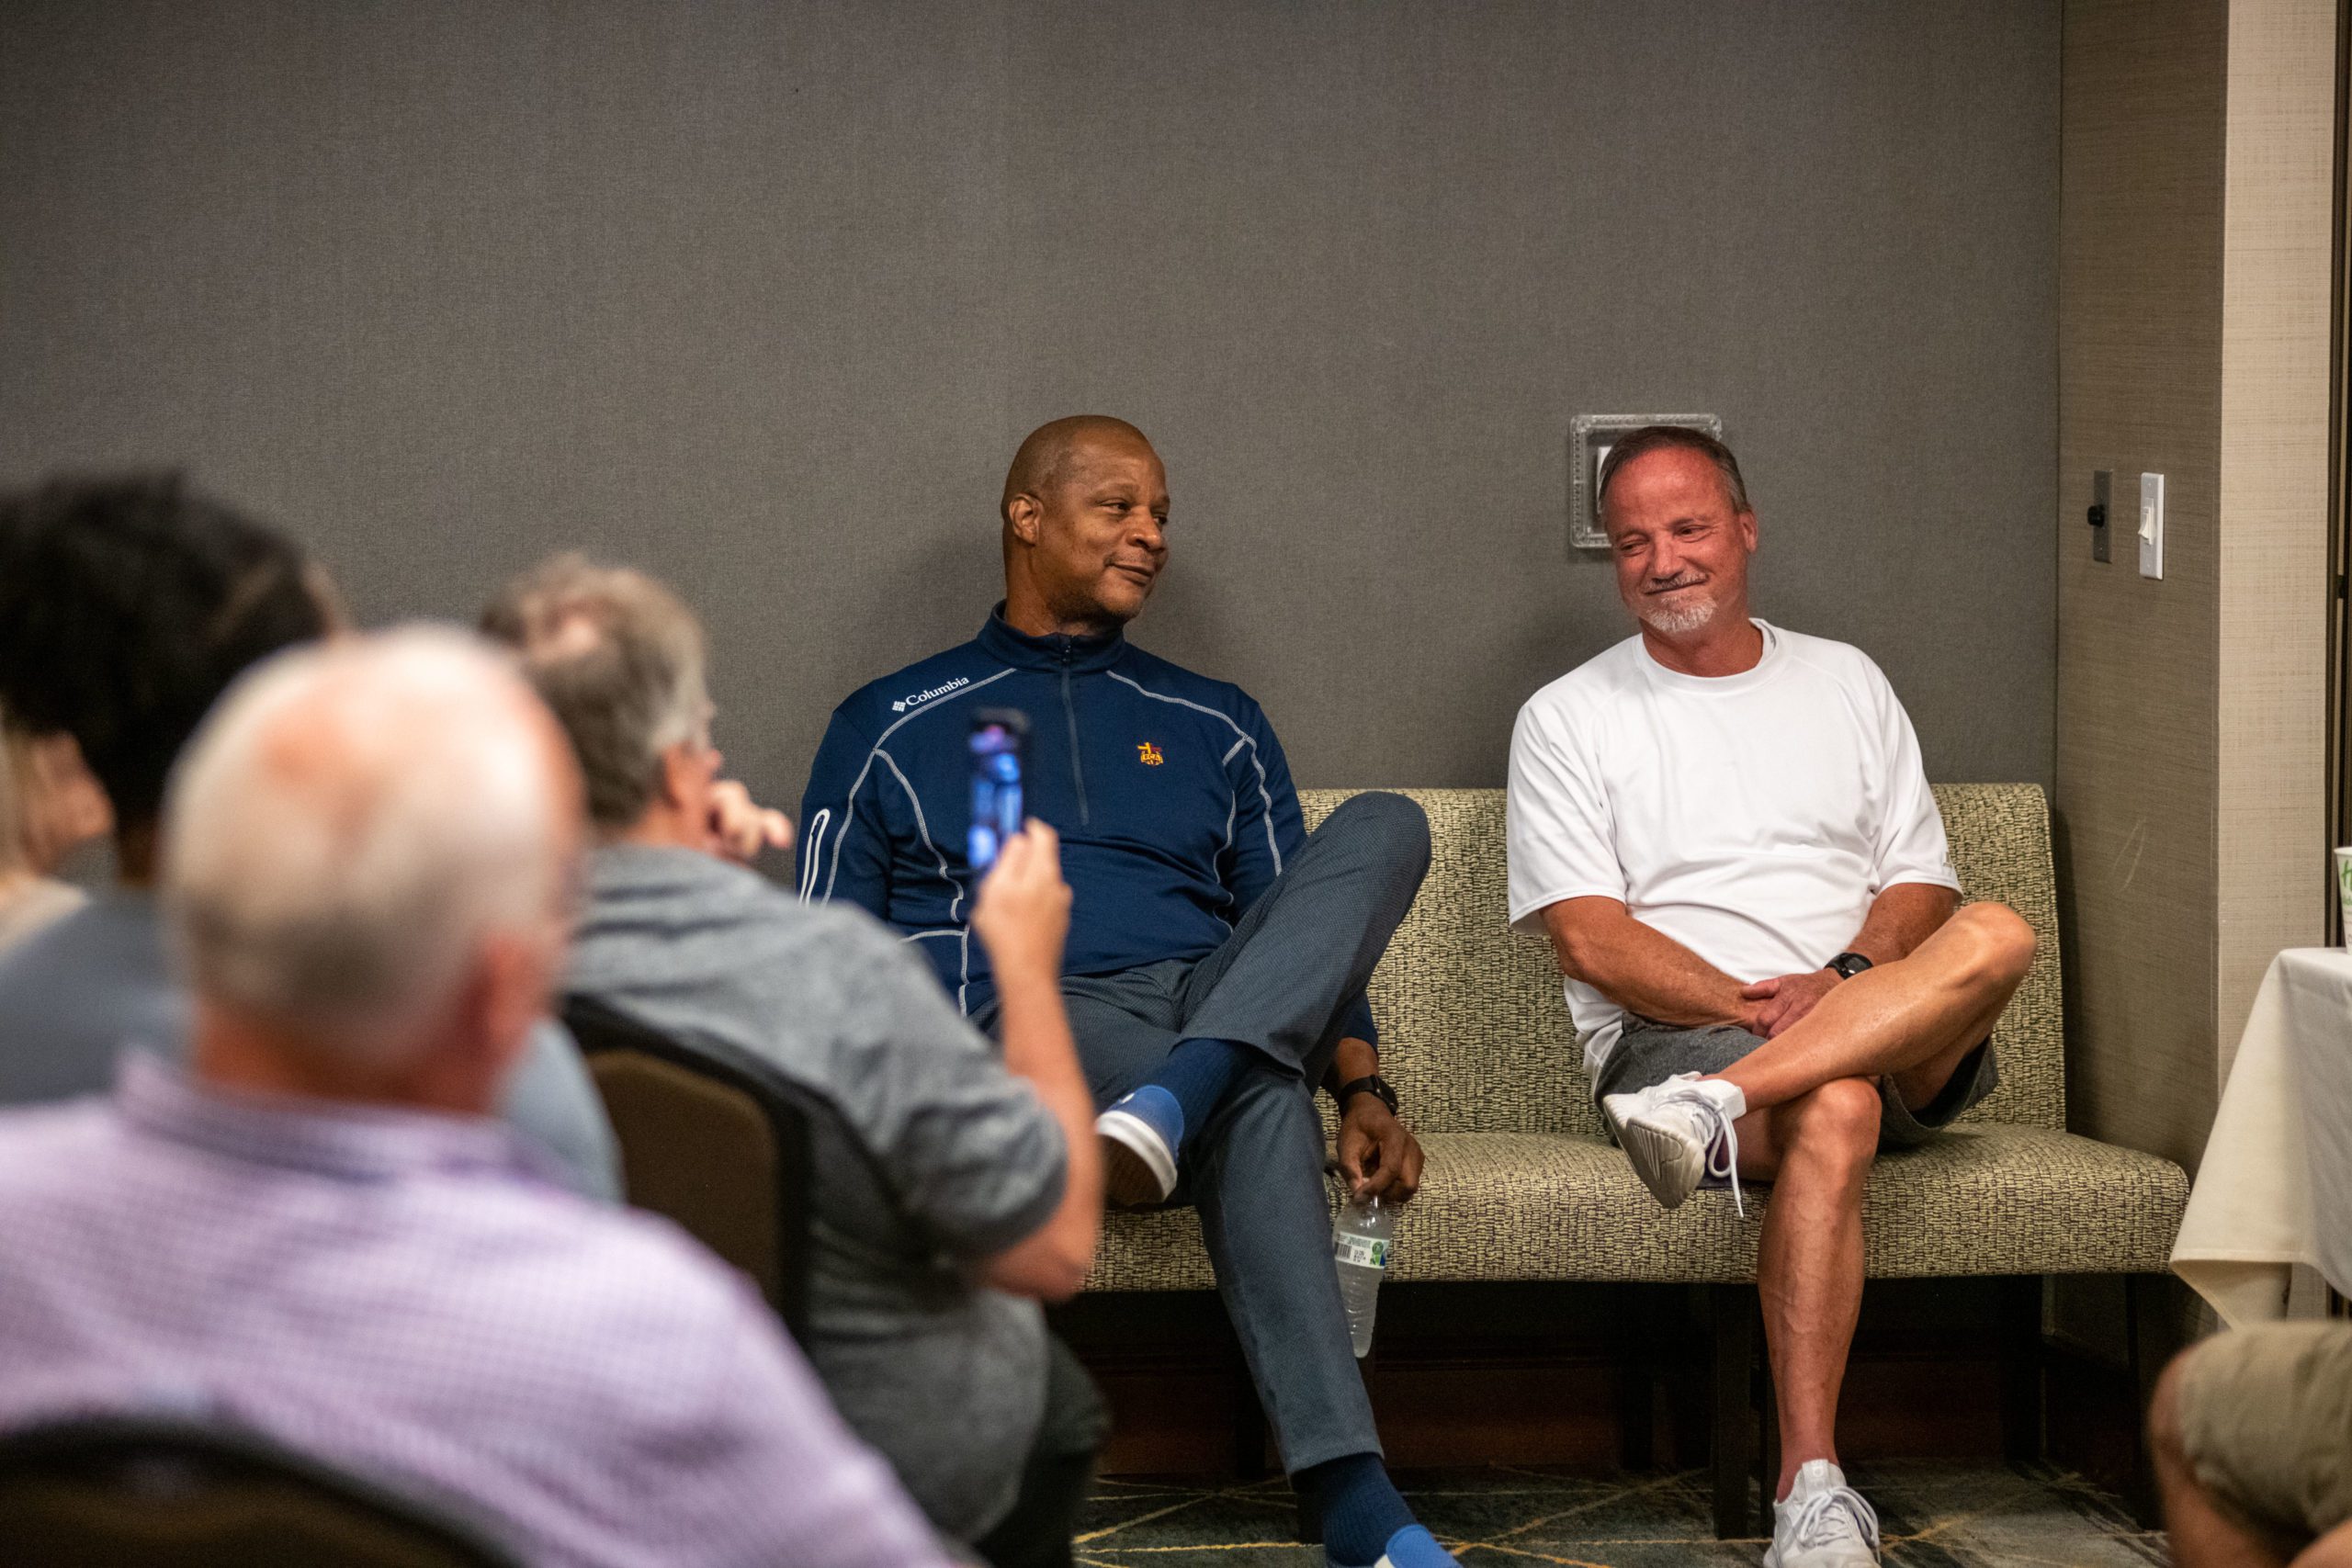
[0,1416,523,1566]
[560,994,817,1337]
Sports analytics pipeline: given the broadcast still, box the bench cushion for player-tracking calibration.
[1296,786,2067,1138]
[1088,1125,2188,1290]
[1080,784,2183,1294]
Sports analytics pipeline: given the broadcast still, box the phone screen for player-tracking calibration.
[967,709,1029,872]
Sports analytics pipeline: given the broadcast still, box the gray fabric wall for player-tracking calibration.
[0,1,2058,812]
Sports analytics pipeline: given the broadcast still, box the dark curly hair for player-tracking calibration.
[0,473,337,830]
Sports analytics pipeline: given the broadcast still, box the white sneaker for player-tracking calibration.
[1763,1460,1881,1568]
[1600,1072,1747,1213]
[1094,1088,1181,1208]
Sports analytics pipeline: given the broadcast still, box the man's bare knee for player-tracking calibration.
[1791,1077,1881,1167]
[1948,901,2036,990]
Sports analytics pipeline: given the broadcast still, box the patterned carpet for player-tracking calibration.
[1078,1463,2168,1567]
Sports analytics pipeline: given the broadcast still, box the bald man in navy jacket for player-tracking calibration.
[801,417,1453,1568]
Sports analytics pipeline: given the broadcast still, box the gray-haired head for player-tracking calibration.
[480,555,712,832]
[161,627,582,1067]
[1597,425,1752,519]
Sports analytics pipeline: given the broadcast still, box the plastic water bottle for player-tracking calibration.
[1332,1193,1393,1359]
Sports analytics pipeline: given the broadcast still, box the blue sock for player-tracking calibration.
[1303,1452,1419,1566]
[1141,1037,1252,1148]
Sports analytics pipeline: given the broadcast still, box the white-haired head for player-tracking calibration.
[161,626,582,1076]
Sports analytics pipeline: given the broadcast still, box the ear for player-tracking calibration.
[1736,510,1759,553]
[473,927,560,1083]
[656,740,700,810]
[1005,492,1043,547]
[409,929,553,1114]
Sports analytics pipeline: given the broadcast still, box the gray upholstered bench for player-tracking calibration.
[1085,784,2188,1533]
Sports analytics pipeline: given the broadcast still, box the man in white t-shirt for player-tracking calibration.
[1507,427,2036,1568]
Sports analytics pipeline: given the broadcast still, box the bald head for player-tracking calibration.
[163,627,582,1079]
[1001,415,1155,525]
[999,416,1170,636]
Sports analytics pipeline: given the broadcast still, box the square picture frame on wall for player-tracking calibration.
[1568,412,1724,552]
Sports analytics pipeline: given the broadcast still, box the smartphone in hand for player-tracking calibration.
[967,709,1029,872]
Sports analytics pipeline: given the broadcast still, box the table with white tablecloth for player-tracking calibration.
[2172,947,2352,1325]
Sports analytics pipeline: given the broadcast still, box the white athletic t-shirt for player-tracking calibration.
[1506,621,1960,1079]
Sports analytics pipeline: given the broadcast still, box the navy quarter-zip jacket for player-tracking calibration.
[797,608,1377,1045]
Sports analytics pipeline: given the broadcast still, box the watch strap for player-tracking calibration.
[1336,1074,1399,1116]
[1827,951,1874,980]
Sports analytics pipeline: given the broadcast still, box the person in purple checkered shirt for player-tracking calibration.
[0,627,956,1568]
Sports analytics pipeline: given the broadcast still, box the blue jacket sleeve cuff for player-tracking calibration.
[1340,993,1378,1052]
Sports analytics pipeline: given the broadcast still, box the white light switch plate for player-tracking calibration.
[2138,471,2165,580]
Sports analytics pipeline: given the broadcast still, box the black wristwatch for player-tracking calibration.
[1826,951,1874,980]
[1335,1074,1399,1117]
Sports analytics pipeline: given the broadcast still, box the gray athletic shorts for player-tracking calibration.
[1592,1014,1999,1151]
[2177,1321,2352,1551]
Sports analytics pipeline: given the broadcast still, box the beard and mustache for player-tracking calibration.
[1632,576,1719,636]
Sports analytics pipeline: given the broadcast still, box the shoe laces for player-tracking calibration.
[1658,1088,1744,1216]
[1783,1484,1879,1555]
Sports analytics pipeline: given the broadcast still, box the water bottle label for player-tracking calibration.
[1334,1233,1388,1270]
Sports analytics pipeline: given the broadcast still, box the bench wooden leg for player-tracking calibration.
[2124,1272,2177,1529]
[1710,1282,1757,1539]
[2002,1274,2046,1464]
[1672,1288,1710,1470]
[1615,1284,1662,1472]
[1232,1366,1269,1480]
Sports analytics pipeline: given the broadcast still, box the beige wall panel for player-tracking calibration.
[2216,0,2336,1072]
[2056,0,2227,1171]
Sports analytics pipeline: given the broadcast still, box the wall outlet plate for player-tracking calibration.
[1568,412,1723,551]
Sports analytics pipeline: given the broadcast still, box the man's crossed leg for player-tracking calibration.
[981,792,1445,1568]
[1601,902,2037,1562]
[1089,791,1429,1208]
